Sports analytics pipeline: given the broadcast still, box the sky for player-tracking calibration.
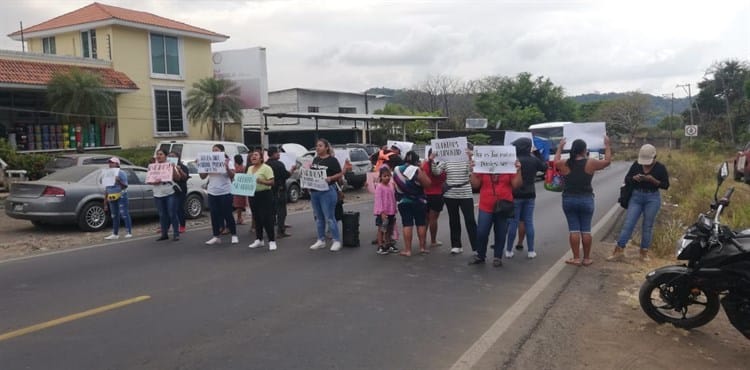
[1,0,748,98]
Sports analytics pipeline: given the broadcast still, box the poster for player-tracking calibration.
[197,152,226,173]
[231,173,257,196]
[503,131,533,146]
[424,145,432,160]
[334,150,349,169]
[279,152,296,171]
[430,137,468,163]
[473,145,517,174]
[146,163,173,183]
[299,168,329,191]
[387,140,413,155]
[100,168,119,187]
[563,122,606,150]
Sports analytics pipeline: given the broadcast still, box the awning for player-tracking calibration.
[0,58,138,92]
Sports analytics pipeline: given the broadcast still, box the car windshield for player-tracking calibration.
[349,149,369,162]
[48,157,77,169]
[42,166,100,182]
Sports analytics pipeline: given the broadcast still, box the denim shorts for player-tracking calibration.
[562,194,595,233]
[398,202,427,227]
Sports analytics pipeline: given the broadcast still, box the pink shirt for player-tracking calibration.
[373,183,397,216]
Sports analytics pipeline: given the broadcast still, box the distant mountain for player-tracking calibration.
[570,93,690,125]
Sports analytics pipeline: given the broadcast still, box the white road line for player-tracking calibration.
[449,203,620,370]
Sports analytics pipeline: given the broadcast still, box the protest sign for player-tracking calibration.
[431,137,468,162]
[279,152,296,171]
[300,168,328,191]
[231,173,257,196]
[563,122,606,150]
[504,131,533,146]
[387,140,413,155]
[473,145,517,174]
[334,150,348,169]
[241,153,248,167]
[424,145,432,160]
[146,163,174,183]
[100,168,119,187]
[197,152,226,173]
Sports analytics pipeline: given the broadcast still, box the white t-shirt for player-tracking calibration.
[153,182,175,198]
[206,159,234,196]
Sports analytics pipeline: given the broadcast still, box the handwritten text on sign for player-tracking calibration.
[197,152,226,173]
[431,137,468,163]
[146,163,174,183]
[299,168,329,191]
[473,145,517,174]
[231,173,257,196]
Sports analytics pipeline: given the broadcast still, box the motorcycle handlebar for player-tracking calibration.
[719,187,735,206]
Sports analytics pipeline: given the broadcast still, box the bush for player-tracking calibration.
[0,139,51,180]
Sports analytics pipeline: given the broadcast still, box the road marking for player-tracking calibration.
[0,295,151,342]
[449,204,620,370]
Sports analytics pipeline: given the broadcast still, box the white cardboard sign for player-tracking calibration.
[299,168,329,191]
[563,122,606,150]
[473,145,517,174]
[100,168,119,187]
[279,152,296,171]
[431,137,468,163]
[197,152,226,174]
[387,140,413,156]
[504,131,533,146]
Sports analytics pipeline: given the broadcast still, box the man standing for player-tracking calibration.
[266,146,293,238]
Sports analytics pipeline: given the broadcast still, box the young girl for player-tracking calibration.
[233,154,248,225]
[373,167,397,255]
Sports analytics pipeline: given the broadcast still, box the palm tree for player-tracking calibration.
[47,67,115,125]
[185,77,243,140]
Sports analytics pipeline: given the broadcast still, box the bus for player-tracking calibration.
[528,122,572,161]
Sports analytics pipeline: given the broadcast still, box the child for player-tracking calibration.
[233,154,248,225]
[373,167,397,255]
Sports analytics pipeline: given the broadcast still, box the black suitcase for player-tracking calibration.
[341,211,360,247]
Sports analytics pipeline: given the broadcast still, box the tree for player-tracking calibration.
[695,59,750,143]
[593,92,651,144]
[185,77,243,141]
[374,103,437,143]
[47,68,115,127]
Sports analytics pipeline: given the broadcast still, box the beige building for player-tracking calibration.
[1,2,230,151]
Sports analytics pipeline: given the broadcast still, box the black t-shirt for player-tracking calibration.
[266,159,289,189]
[624,161,670,191]
[176,162,189,193]
[312,155,342,178]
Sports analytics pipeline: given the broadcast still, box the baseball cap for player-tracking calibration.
[109,157,120,165]
[637,144,656,165]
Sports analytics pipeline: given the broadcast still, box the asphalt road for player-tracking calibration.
[0,162,630,370]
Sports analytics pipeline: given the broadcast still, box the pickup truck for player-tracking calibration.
[734,141,750,183]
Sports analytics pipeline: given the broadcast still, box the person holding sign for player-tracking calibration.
[199,144,238,246]
[169,151,190,234]
[246,149,278,251]
[103,157,132,240]
[444,144,477,255]
[553,136,611,266]
[232,154,249,225]
[392,151,432,256]
[266,146,294,238]
[308,139,344,252]
[148,149,185,241]
[422,148,447,248]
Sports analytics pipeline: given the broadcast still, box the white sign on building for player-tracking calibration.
[465,118,488,129]
[212,47,269,111]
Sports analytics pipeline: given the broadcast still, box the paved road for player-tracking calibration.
[0,162,630,370]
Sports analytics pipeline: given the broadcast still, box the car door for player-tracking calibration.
[123,168,149,216]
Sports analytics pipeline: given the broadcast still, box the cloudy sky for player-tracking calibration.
[1,0,748,97]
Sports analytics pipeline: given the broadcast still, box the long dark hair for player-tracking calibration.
[213,143,229,159]
[404,150,420,166]
[316,138,332,156]
[566,139,587,168]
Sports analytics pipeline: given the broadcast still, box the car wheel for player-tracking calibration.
[287,183,301,203]
[185,193,204,219]
[77,201,109,232]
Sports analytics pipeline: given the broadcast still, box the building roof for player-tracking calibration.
[0,58,138,91]
[8,2,228,42]
[271,87,389,99]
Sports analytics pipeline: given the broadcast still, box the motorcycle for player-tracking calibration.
[639,162,750,339]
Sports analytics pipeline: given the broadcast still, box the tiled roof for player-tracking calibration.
[8,2,227,39]
[0,58,138,90]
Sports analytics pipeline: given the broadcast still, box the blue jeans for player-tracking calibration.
[311,185,340,242]
[154,194,179,238]
[109,192,132,235]
[506,198,536,252]
[562,194,595,233]
[208,193,236,237]
[476,209,509,260]
[616,190,661,250]
[174,190,186,227]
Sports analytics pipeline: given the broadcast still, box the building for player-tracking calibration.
[1,2,229,151]
[243,88,387,148]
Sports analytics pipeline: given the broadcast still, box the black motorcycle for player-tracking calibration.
[639,162,750,339]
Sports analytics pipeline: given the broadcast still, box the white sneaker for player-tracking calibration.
[104,234,119,240]
[205,237,221,245]
[310,240,326,250]
[269,241,277,251]
[450,247,463,255]
[231,236,239,244]
[505,250,514,258]
[124,233,133,239]
[330,241,342,252]
[527,251,537,259]
[248,239,263,249]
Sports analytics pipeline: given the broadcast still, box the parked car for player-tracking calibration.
[4,165,207,231]
[734,141,750,183]
[345,143,380,157]
[44,154,134,175]
[333,146,371,189]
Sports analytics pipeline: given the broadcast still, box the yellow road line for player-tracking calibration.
[0,295,151,342]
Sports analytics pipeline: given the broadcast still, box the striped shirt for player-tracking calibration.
[443,161,473,199]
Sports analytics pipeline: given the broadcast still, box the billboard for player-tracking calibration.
[212,47,269,110]
[465,118,488,129]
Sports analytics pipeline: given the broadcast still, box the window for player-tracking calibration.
[308,106,319,113]
[81,30,97,58]
[42,37,56,54]
[154,89,184,134]
[150,34,180,76]
[339,107,356,114]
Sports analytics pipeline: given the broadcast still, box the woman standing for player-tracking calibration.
[468,160,522,266]
[308,139,344,252]
[200,144,238,245]
[103,157,132,240]
[168,151,189,234]
[247,149,277,251]
[554,137,611,266]
[422,149,447,248]
[505,138,547,259]
[608,144,669,262]
[393,151,431,256]
[444,147,477,255]
[149,149,183,241]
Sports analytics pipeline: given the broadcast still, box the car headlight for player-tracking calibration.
[675,236,691,257]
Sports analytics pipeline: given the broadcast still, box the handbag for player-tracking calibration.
[544,165,564,192]
[491,175,515,218]
[618,182,633,209]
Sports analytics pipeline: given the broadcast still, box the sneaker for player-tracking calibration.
[450,247,463,255]
[640,249,651,262]
[330,241,342,252]
[124,233,133,239]
[527,251,537,259]
[310,240,326,250]
[515,244,524,250]
[493,258,503,267]
[376,246,389,255]
[248,239,263,249]
[468,257,485,265]
[205,237,221,245]
[606,247,625,262]
[387,245,400,254]
[277,231,292,238]
[104,234,119,240]
[504,250,514,258]
[179,226,186,233]
[231,236,239,244]
[269,241,277,251]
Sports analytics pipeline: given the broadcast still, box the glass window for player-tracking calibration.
[308,106,319,113]
[42,37,56,54]
[150,34,165,74]
[154,89,184,133]
[132,169,148,184]
[150,34,180,76]
[81,30,97,58]
[339,107,356,114]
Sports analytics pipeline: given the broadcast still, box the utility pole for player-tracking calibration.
[676,83,694,126]
[662,93,674,148]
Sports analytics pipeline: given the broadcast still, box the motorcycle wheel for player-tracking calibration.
[638,273,720,329]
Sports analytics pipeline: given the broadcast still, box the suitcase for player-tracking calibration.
[341,211,360,247]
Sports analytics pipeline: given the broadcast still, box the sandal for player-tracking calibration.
[492,258,503,267]
[582,259,594,266]
[419,249,430,255]
[565,258,582,266]
[398,251,412,257]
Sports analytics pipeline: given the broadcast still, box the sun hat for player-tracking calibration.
[637,144,657,165]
